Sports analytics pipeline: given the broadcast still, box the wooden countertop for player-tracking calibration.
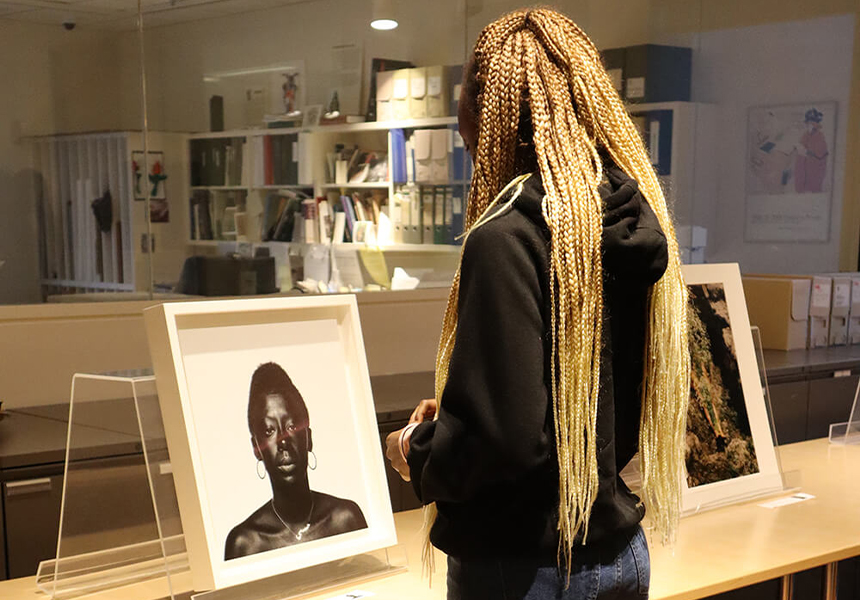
[1,438,857,600]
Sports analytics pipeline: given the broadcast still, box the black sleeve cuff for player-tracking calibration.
[406,421,436,504]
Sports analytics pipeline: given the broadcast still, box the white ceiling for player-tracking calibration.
[0,0,316,30]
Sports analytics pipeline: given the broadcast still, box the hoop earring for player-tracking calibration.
[308,451,317,471]
[256,459,266,479]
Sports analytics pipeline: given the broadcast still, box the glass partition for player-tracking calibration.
[0,4,149,304]
[3,1,860,304]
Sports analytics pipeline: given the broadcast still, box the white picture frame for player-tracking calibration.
[681,264,783,513]
[144,295,396,592]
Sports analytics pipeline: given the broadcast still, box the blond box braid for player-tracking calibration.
[426,7,690,573]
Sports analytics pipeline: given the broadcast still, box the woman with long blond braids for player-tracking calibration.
[385,7,690,599]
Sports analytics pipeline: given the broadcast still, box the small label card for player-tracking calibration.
[758,492,815,509]
[326,592,374,600]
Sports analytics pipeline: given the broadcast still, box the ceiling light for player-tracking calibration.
[371,0,397,30]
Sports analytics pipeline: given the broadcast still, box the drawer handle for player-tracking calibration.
[6,477,52,497]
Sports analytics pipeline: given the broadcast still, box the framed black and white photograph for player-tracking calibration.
[681,264,783,512]
[144,296,396,591]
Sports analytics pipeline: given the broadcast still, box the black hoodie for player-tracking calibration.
[406,166,668,560]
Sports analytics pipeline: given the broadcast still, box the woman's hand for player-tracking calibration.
[385,428,412,481]
[409,398,437,424]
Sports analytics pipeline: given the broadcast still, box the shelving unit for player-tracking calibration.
[185,116,470,254]
[626,101,716,253]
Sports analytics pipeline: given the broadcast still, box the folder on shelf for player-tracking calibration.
[390,129,407,183]
[408,67,428,119]
[452,130,467,182]
[451,186,465,244]
[413,129,433,183]
[376,70,395,122]
[426,65,449,118]
[431,129,452,182]
[390,193,404,244]
[421,186,434,244]
[434,186,447,244]
[407,190,423,244]
[392,69,411,121]
[443,187,454,244]
[341,195,357,241]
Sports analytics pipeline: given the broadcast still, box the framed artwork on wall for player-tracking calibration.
[744,101,837,242]
[144,295,396,591]
[681,263,784,513]
[132,151,167,201]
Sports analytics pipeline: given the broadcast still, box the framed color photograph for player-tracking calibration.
[144,296,396,591]
[681,264,783,513]
[132,151,167,201]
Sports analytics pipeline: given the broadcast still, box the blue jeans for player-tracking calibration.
[446,526,650,600]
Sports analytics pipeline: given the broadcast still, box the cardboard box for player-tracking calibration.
[742,276,811,351]
[747,274,832,348]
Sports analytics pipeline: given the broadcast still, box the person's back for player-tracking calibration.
[385,8,690,599]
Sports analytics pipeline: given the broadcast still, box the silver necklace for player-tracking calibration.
[271,499,314,540]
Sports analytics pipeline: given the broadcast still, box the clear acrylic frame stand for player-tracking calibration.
[828,372,860,445]
[35,370,188,599]
[35,370,407,600]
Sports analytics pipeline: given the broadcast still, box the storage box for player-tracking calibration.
[742,276,811,351]
[849,276,860,344]
[375,71,395,122]
[600,44,692,104]
[829,275,851,346]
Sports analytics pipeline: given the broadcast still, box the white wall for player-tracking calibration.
[691,14,854,273]
[141,0,469,133]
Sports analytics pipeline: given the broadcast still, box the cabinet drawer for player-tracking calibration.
[3,474,63,579]
[3,453,176,580]
[807,375,859,439]
[768,381,809,445]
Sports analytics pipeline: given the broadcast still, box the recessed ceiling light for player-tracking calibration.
[371,18,398,30]
[371,0,397,31]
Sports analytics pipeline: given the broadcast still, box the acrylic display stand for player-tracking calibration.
[35,370,188,600]
[828,373,860,445]
[35,370,406,600]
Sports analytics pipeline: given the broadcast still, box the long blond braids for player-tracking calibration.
[427,7,690,572]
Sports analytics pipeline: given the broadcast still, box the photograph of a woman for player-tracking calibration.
[225,362,367,560]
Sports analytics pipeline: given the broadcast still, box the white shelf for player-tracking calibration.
[191,185,247,191]
[188,239,234,246]
[312,116,458,134]
[320,182,390,190]
[187,116,459,140]
[253,184,314,190]
[394,180,469,187]
[188,240,460,253]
